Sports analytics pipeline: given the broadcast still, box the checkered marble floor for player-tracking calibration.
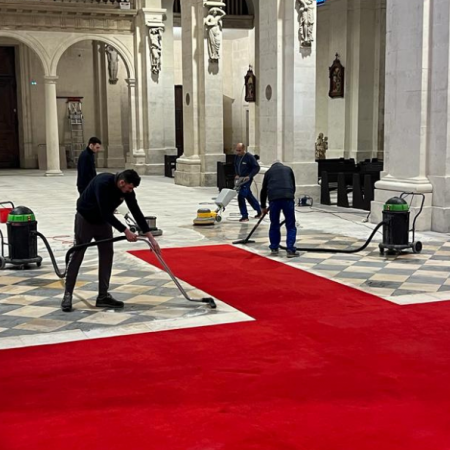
[1,169,450,349]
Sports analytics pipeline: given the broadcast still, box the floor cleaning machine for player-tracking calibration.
[234,193,424,256]
[0,206,216,308]
[193,177,246,226]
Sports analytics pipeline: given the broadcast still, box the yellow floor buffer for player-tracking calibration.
[193,188,238,226]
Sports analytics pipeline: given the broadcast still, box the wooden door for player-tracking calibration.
[174,85,184,157]
[0,47,19,169]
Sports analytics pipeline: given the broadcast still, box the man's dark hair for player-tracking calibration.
[88,137,102,146]
[117,169,141,187]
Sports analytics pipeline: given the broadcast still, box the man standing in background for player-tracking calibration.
[76,137,102,195]
[234,143,262,222]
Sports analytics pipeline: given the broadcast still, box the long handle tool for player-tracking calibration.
[137,237,217,309]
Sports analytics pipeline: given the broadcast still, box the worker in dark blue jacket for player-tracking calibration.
[62,170,161,313]
[234,143,262,222]
[261,162,299,258]
[76,137,101,195]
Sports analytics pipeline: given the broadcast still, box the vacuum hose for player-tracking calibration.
[34,231,127,278]
[280,221,386,254]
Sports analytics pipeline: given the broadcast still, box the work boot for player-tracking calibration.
[61,292,73,313]
[96,293,124,309]
[286,250,300,259]
[270,248,279,256]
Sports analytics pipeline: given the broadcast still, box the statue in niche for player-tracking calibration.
[244,66,256,103]
[315,132,328,160]
[205,6,226,62]
[296,0,315,48]
[149,27,163,74]
[105,45,119,85]
[329,54,345,98]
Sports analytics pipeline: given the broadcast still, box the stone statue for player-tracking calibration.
[105,45,119,85]
[149,27,163,74]
[296,0,315,48]
[315,132,327,160]
[205,6,226,61]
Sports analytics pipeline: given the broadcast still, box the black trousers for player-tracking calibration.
[65,213,113,296]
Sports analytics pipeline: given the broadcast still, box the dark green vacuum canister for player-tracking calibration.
[6,206,39,260]
[382,197,410,246]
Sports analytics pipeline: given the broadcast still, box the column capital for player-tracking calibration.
[141,7,167,27]
[44,75,59,84]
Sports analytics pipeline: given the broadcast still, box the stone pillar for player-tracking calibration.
[175,0,226,187]
[18,46,36,168]
[105,76,126,169]
[93,42,108,168]
[44,76,63,176]
[371,0,433,230]
[428,0,450,232]
[126,78,138,158]
[345,0,385,162]
[258,0,319,199]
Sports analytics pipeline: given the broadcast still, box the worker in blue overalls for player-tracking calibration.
[234,143,262,222]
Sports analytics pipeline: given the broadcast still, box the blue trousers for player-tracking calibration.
[269,199,297,252]
[238,183,261,219]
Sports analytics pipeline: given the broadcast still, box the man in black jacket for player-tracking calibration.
[234,143,262,222]
[261,162,299,258]
[77,137,101,195]
[62,170,161,312]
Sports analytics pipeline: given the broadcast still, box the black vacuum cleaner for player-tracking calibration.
[234,192,424,256]
[0,206,216,309]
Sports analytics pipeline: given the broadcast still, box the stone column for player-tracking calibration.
[93,42,108,168]
[44,76,63,176]
[371,0,433,230]
[126,78,138,159]
[258,0,319,199]
[175,0,226,187]
[427,0,450,232]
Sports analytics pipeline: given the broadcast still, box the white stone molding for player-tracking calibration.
[204,0,226,62]
[296,0,316,49]
[0,3,136,34]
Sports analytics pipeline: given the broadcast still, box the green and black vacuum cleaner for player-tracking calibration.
[378,193,423,255]
[0,206,42,269]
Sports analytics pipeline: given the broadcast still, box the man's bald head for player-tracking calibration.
[235,143,246,156]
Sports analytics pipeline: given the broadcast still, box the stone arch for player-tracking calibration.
[0,31,51,75]
[50,34,135,78]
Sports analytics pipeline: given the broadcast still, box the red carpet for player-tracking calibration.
[2,244,450,450]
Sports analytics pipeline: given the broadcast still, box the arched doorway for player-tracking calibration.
[52,36,135,169]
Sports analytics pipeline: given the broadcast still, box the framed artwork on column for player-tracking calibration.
[244,65,256,103]
[329,54,345,98]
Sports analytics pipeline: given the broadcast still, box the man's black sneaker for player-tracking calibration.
[96,293,124,309]
[287,250,300,258]
[270,248,279,256]
[61,292,73,313]
[254,213,263,219]
[239,217,249,222]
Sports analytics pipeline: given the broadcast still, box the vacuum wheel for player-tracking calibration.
[379,244,385,255]
[216,215,222,223]
[412,241,423,254]
[0,256,5,270]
